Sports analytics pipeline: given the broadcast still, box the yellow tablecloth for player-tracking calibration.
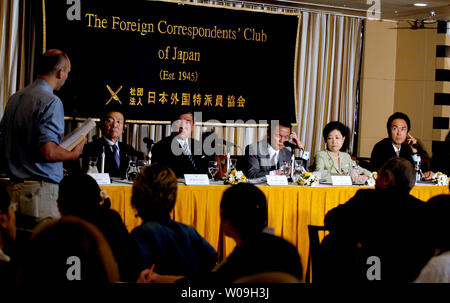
[101,184,449,277]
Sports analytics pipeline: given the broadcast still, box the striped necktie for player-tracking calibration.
[112,144,120,168]
[181,141,197,170]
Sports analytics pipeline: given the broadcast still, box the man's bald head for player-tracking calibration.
[376,158,416,193]
[37,49,70,76]
[36,49,71,90]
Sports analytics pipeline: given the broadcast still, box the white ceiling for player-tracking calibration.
[243,0,450,21]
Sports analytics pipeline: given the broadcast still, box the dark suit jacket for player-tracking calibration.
[82,137,143,179]
[244,140,293,179]
[321,188,433,282]
[151,134,209,178]
[370,138,415,172]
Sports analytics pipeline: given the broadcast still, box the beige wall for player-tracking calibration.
[359,20,446,157]
[358,20,397,157]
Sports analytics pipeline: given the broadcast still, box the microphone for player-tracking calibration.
[411,143,421,151]
[283,141,302,150]
[143,137,154,150]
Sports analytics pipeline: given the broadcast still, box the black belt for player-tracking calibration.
[9,177,58,185]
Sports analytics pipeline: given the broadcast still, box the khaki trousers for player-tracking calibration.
[7,180,60,223]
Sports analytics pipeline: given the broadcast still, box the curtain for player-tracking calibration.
[295,12,363,157]
[0,0,26,117]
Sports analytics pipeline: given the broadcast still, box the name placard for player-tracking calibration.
[87,173,111,185]
[266,175,289,186]
[184,174,210,185]
[331,175,352,186]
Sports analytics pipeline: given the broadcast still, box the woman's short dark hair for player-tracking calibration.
[220,183,267,238]
[386,112,411,135]
[322,121,350,151]
[131,163,178,222]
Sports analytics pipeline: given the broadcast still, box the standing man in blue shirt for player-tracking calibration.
[0,49,86,227]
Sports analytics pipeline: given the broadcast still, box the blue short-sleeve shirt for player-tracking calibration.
[0,79,65,183]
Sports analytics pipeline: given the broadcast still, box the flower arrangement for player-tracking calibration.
[365,172,377,186]
[432,172,449,186]
[223,169,248,185]
[296,172,319,186]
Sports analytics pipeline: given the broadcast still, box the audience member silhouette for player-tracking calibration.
[130,163,217,276]
[18,216,119,283]
[320,157,434,282]
[415,186,450,283]
[57,174,138,281]
[138,183,303,283]
[212,183,303,282]
[430,130,450,175]
[0,183,17,284]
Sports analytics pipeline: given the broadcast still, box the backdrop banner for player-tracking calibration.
[40,0,299,123]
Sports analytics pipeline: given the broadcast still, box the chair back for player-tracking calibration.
[305,225,329,283]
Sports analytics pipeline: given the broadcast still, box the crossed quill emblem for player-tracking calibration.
[106,85,123,105]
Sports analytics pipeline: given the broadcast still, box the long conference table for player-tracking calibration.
[101,182,449,278]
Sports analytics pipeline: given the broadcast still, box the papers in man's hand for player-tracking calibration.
[60,118,96,151]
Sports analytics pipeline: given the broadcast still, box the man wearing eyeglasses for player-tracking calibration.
[244,120,304,179]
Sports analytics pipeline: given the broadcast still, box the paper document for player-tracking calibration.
[60,118,96,151]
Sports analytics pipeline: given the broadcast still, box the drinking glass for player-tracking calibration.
[351,166,360,183]
[292,160,303,182]
[230,159,237,171]
[126,156,139,181]
[340,163,351,176]
[208,161,219,180]
[87,156,98,174]
[280,161,290,175]
[137,159,149,172]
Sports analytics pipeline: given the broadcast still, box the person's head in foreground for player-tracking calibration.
[57,174,107,217]
[0,184,16,255]
[220,183,268,245]
[375,157,416,193]
[18,216,119,283]
[131,163,178,222]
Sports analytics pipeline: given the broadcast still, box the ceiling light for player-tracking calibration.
[414,3,428,7]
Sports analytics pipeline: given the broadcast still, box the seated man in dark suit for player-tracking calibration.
[370,112,432,178]
[320,158,434,283]
[82,110,143,179]
[244,120,303,179]
[151,109,208,178]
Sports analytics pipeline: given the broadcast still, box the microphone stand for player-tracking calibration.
[100,145,105,173]
[290,147,295,182]
[143,138,153,164]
